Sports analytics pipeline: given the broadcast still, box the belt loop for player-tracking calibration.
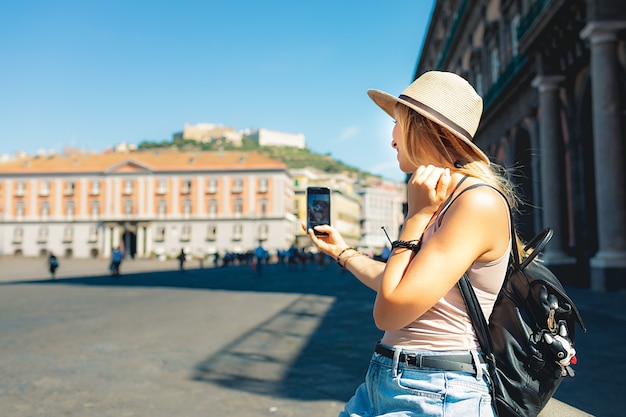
[471,350,483,381]
[392,347,402,378]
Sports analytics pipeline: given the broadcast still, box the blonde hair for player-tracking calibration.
[395,103,526,257]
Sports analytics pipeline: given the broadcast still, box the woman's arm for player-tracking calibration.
[305,225,385,291]
[373,184,510,330]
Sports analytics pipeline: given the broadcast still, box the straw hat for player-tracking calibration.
[367,71,489,164]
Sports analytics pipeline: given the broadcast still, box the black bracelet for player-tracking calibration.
[391,239,422,254]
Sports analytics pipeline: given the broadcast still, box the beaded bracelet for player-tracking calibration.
[340,251,363,268]
[336,247,356,266]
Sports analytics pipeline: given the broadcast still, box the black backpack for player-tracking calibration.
[455,185,587,417]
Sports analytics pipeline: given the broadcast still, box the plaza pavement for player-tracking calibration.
[0,255,623,416]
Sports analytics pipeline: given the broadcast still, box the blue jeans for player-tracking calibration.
[339,347,495,417]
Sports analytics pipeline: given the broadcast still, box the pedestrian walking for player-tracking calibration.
[177,249,186,272]
[110,247,123,276]
[305,71,523,416]
[48,253,59,279]
[254,245,265,276]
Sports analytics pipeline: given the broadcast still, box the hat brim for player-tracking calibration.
[368,89,489,164]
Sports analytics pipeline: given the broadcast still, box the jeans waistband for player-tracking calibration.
[374,344,484,374]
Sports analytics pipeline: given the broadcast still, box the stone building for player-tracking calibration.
[416,0,626,290]
[0,150,295,260]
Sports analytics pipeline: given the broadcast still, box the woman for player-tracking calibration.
[305,71,523,416]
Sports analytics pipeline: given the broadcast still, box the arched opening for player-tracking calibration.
[121,230,137,259]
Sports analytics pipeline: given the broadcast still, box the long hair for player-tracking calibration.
[395,103,526,257]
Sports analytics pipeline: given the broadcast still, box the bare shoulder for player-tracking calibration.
[439,180,510,260]
[455,181,507,214]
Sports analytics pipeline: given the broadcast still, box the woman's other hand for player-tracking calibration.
[406,165,451,218]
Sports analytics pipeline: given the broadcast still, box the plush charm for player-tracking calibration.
[542,322,577,377]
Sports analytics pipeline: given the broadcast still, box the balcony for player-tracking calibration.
[436,0,469,69]
[517,0,552,40]
[483,55,529,110]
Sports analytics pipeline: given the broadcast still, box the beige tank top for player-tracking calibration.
[380,182,511,351]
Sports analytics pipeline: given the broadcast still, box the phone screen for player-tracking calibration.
[307,187,330,235]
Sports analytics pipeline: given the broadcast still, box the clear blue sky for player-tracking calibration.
[0,0,434,181]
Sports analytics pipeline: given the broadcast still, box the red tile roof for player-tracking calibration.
[0,150,287,174]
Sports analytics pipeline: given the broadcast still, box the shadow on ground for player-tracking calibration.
[5,263,621,416]
[3,263,383,403]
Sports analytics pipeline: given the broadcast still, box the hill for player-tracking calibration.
[137,137,378,178]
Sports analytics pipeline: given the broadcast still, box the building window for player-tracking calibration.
[124,199,134,215]
[90,180,101,195]
[15,181,26,197]
[156,179,167,195]
[63,226,74,243]
[12,227,23,243]
[123,179,134,195]
[490,48,500,84]
[90,200,100,218]
[258,178,268,193]
[40,181,50,196]
[206,224,217,241]
[233,198,243,217]
[232,178,243,193]
[259,198,268,217]
[474,72,483,96]
[206,178,218,194]
[180,224,191,242]
[511,15,520,57]
[155,226,165,242]
[208,198,218,218]
[40,201,50,219]
[157,199,167,218]
[181,179,192,194]
[182,198,192,217]
[88,226,98,243]
[64,181,75,196]
[232,224,242,241]
[15,201,25,220]
[258,223,268,241]
[37,226,48,243]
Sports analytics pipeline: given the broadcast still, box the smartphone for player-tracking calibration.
[307,186,331,236]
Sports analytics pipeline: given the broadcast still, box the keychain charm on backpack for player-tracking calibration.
[542,323,577,377]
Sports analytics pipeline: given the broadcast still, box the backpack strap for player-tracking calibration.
[437,183,517,264]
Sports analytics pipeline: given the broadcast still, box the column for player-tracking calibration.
[145,226,153,257]
[112,227,120,250]
[136,225,145,258]
[80,178,88,218]
[581,21,626,290]
[531,75,575,265]
[103,226,112,258]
